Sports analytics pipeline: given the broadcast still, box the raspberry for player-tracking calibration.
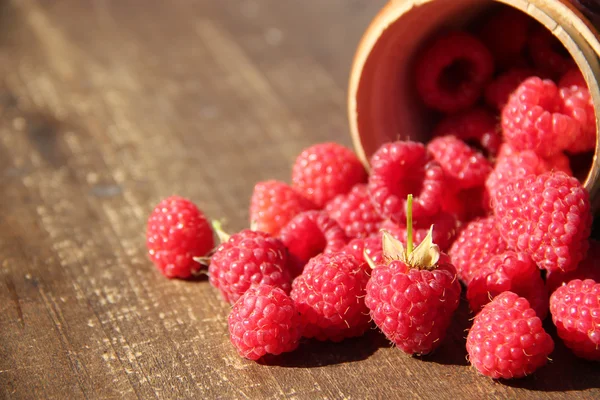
[432,107,501,156]
[228,284,302,360]
[493,171,592,273]
[441,186,491,223]
[414,31,494,113]
[550,279,600,360]
[146,196,214,279]
[249,180,316,236]
[427,135,492,189]
[467,292,554,379]
[342,235,385,267]
[448,216,507,284]
[368,141,444,223]
[380,212,458,252]
[278,210,347,277]
[325,183,383,239]
[546,240,600,294]
[484,68,537,110]
[209,229,292,304]
[479,7,531,68]
[365,225,461,355]
[501,77,578,157]
[485,146,572,200]
[560,85,596,154]
[467,251,548,319]
[559,67,587,89]
[290,252,371,342]
[292,142,367,208]
[528,26,575,78]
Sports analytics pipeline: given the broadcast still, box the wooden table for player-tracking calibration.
[0,1,598,399]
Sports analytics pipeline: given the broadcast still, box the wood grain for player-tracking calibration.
[0,1,598,399]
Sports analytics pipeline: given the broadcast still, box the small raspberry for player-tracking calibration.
[550,279,600,360]
[325,183,383,239]
[448,216,508,284]
[292,142,367,208]
[493,171,592,273]
[278,210,347,277]
[559,67,587,89]
[528,26,575,78]
[146,196,214,279]
[365,216,461,355]
[484,68,537,110]
[209,229,292,304]
[415,31,494,113]
[432,107,501,156]
[467,292,554,379]
[560,84,596,154]
[380,212,458,252]
[501,77,578,157]
[249,180,316,236]
[546,240,600,294]
[479,7,531,68]
[467,251,548,319]
[368,141,444,223]
[290,252,371,342]
[427,135,492,189]
[228,284,302,360]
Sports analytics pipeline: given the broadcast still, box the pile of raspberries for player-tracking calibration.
[145,7,600,381]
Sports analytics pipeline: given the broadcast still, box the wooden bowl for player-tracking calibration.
[348,0,600,210]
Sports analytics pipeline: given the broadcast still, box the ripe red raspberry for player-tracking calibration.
[441,185,491,223]
[342,234,385,267]
[528,26,575,78]
[380,212,458,252]
[368,141,444,223]
[501,77,578,157]
[493,171,592,273]
[560,85,596,154]
[292,142,367,208]
[484,68,537,110]
[467,292,554,379]
[427,135,492,189]
[485,146,572,200]
[467,251,548,319]
[209,230,292,304]
[414,31,494,113]
[278,210,347,277]
[432,107,501,156]
[228,284,302,360]
[448,216,507,284]
[365,229,461,355]
[146,196,214,279]
[249,180,316,236]
[550,279,600,360]
[546,240,600,294]
[559,67,587,89]
[479,7,531,68]
[290,252,371,342]
[325,183,383,239]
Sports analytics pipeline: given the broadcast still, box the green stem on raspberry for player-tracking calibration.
[211,220,230,243]
[406,194,414,254]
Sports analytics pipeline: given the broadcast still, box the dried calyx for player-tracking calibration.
[365,194,441,270]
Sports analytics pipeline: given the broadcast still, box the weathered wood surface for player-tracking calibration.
[0,1,598,399]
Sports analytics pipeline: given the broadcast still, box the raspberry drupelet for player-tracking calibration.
[325,183,383,239]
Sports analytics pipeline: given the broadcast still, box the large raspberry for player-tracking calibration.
[365,228,461,355]
[546,240,600,294]
[550,279,600,360]
[325,183,383,239]
[448,216,508,284]
[479,7,531,68]
[427,135,492,189]
[209,229,292,304]
[290,252,371,342]
[501,77,578,157]
[368,141,444,223]
[467,292,554,379]
[414,31,494,113]
[292,142,367,208]
[467,251,548,319]
[146,196,214,279]
[559,84,596,154]
[278,210,347,277]
[432,107,501,156]
[228,284,302,360]
[249,180,316,236]
[484,68,537,110]
[528,26,574,78]
[493,171,592,273]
